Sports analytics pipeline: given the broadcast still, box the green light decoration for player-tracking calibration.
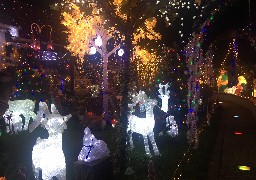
[210,15,214,20]
[190,61,193,65]
[238,166,250,171]
[197,42,202,47]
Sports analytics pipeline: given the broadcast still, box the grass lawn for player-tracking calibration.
[0,105,221,180]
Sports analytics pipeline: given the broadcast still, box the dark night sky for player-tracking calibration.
[0,0,255,66]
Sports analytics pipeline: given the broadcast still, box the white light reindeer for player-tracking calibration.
[158,83,170,113]
[29,102,72,180]
[127,91,160,156]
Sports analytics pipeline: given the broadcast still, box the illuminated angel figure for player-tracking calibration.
[158,83,170,113]
[127,91,160,156]
[29,102,72,180]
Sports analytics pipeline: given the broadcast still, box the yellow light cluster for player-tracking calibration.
[112,0,127,20]
[133,17,161,44]
[134,46,159,87]
[61,3,103,61]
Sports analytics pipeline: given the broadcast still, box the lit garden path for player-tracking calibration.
[208,99,256,179]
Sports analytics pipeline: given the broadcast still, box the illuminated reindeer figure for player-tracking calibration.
[127,91,160,156]
[29,102,71,180]
[158,83,170,113]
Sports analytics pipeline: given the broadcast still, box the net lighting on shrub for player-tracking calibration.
[30,102,72,180]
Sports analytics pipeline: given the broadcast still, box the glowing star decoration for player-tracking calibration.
[158,83,170,113]
[166,115,178,137]
[78,127,110,162]
[30,102,72,180]
[3,99,36,133]
[127,91,160,156]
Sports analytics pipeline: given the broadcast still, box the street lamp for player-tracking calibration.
[90,30,122,123]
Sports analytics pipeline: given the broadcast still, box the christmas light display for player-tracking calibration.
[185,32,203,147]
[3,99,36,133]
[235,75,247,95]
[41,51,57,61]
[61,1,162,88]
[30,102,72,180]
[127,91,160,156]
[158,83,170,113]
[200,45,214,87]
[78,127,110,162]
[62,3,122,122]
[219,38,247,88]
[217,69,229,93]
[166,115,178,137]
[224,86,236,94]
[253,79,256,97]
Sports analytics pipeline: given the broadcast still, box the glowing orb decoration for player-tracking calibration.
[78,127,110,162]
[90,46,96,55]
[166,115,178,137]
[118,49,124,56]
[30,102,72,180]
[95,36,102,47]
[127,91,160,156]
[3,99,36,133]
[158,83,170,113]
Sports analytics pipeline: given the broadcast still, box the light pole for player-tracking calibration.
[90,29,123,123]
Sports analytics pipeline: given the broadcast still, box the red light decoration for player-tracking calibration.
[234,132,243,135]
[111,119,118,127]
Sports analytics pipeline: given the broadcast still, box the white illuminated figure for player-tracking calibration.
[166,115,178,137]
[30,102,72,180]
[3,99,36,133]
[78,127,110,162]
[224,86,237,94]
[158,83,170,113]
[127,91,160,156]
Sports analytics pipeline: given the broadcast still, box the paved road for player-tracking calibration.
[208,101,256,180]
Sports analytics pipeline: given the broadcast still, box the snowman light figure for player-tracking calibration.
[78,127,110,162]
